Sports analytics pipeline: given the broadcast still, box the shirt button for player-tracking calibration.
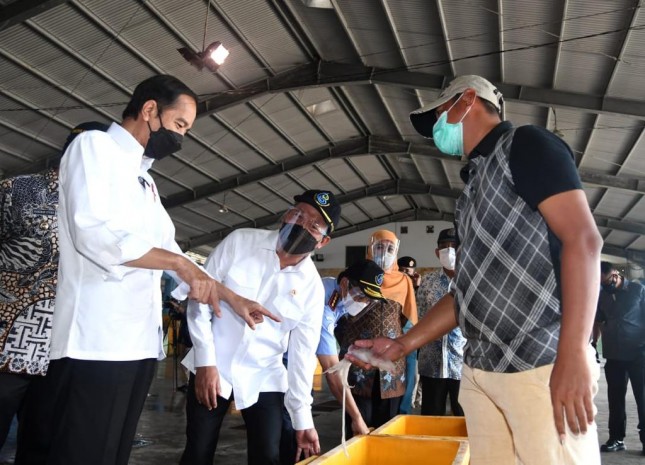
[40,221,50,230]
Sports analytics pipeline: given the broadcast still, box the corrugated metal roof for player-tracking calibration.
[0,0,642,262]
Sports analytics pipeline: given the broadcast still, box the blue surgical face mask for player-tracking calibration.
[432,96,472,157]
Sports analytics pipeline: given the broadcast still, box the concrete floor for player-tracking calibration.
[0,358,642,464]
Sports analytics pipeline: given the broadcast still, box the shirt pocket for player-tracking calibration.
[272,294,302,332]
[225,266,262,300]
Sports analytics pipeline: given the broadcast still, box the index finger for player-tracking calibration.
[255,305,281,323]
[208,287,222,318]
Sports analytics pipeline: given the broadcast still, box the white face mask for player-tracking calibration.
[341,292,369,316]
[439,247,456,271]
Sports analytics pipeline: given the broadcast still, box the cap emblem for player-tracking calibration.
[375,273,384,286]
[315,192,330,207]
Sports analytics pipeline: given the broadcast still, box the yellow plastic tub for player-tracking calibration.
[372,415,468,439]
[304,435,469,465]
[296,456,319,465]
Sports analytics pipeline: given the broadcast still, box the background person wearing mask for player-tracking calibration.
[396,255,420,414]
[317,259,385,436]
[335,230,416,431]
[595,261,645,454]
[0,122,107,463]
[181,190,340,465]
[415,228,466,416]
[397,256,421,290]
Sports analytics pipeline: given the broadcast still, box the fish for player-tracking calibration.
[323,346,396,457]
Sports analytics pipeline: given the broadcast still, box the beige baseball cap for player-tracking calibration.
[410,75,504,138]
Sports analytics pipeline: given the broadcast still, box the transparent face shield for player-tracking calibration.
[277,207,328,255]
[282,207,328,240]
[369,237,400,271]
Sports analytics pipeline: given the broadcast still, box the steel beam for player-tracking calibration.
[177,180,460,249]
[0,0,67,32]
[197,60,645,120]
[578,168,645,194]
[162,135,645,209]
[595,215,645,235]
[602,244,645,267]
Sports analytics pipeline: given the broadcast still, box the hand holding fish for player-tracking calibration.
[345,337,407,370]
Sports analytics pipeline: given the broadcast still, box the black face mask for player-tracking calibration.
[144,116,183,160]
[278,223,319,255]
[602,282,618,294]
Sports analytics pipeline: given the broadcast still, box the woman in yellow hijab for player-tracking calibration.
[367,229,419,415]
[367,230,417,324]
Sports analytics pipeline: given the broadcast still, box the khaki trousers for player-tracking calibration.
[459,347,600,465]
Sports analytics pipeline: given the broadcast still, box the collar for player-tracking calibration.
[107,123,149,172]
[264,229,315,272]
[460,121,512,183]
[467,121,513,160]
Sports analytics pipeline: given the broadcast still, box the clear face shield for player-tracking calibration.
[277,206,329,255]
[369,237,400,271]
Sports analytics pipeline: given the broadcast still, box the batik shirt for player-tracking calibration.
[0,169,58,376]
[416,269,465,380]
[336,298,406,399]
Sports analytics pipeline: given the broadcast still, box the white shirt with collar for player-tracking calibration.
[51,122,182,362]
[183,228,325,430]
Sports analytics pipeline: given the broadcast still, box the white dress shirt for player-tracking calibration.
[183,228,324,430]
[51,123,182,362]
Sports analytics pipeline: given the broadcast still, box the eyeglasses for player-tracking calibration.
[282,207,329,240]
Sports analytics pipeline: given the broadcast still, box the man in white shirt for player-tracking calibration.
[44,75,276,465]
[181,189,341,465]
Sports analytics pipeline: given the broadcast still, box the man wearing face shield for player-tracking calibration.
[181,190,340,465]
[43,75,278,465]
[314,259,385,438]
[416,228,466,417]
[350,75,603,465]
[595,261,645,454]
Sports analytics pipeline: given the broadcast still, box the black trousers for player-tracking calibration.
[0,372,53,464]
[420,376,464,416]
[180,373,284,465]
[38,357,156,465]
[605,357,645,443]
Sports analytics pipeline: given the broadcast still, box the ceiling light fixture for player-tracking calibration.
[178,41,229,73]
[218,192,230,213]
[300,0,334,8]
[306,99,337,117]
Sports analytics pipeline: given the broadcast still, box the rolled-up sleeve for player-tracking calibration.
[61,133,153,279]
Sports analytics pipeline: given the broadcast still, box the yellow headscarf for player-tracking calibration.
[366,229,418,324]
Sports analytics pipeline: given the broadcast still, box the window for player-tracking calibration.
[345,246,367,267]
